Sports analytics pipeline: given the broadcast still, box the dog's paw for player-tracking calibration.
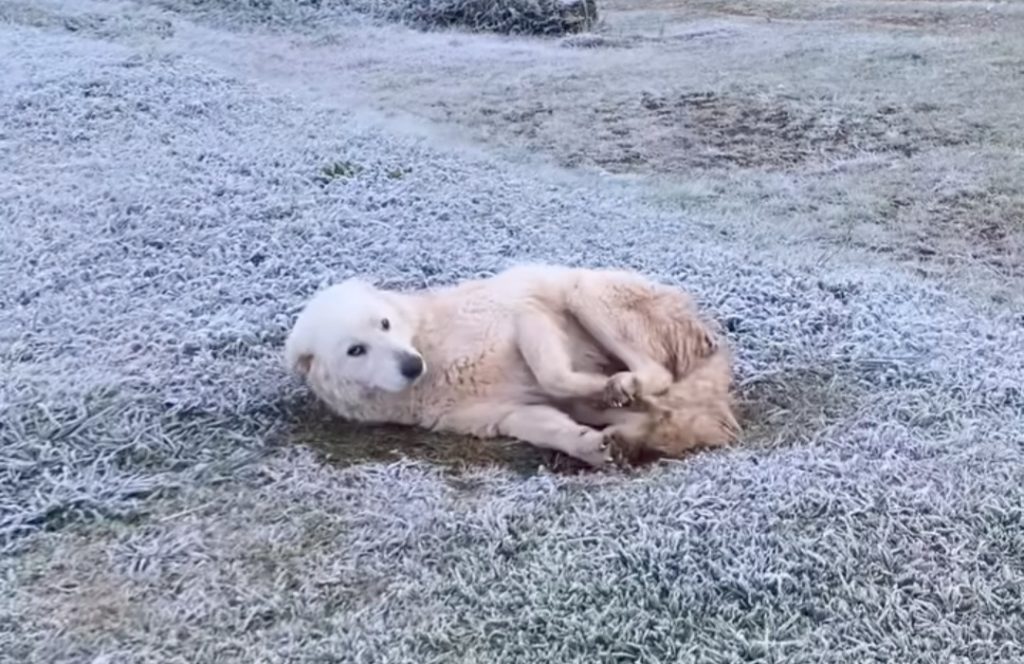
[604,371,641,408]
[598,425,649,470]
[602,429,635,469]
[572,429,616,468]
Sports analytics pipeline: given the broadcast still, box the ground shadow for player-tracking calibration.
[279,362,863,476]
[282,396,600,476]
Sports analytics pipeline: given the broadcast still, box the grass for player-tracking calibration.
[273,0,1023,300]
[315,159,363,183]
[2,0,1024,661]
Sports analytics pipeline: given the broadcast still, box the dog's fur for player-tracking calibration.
[566,347,739,463]
[284,264,738,467]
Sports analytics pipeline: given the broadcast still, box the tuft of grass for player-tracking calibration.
[314,159,362,184]
[386,165,412,180]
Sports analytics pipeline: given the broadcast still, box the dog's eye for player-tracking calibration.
[380,318,390,331]
[347,344,366,357]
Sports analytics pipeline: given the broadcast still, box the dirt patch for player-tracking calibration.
[285,366,857,474]
[861,10,1024,33]
[602,0,1024,33]
[633,91,959,169]
[862,187,1024,280]
[461,91,982,174]
[615,91,985,171]
[558,28,736,49]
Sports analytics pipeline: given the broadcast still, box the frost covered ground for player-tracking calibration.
[2,0,1024,661]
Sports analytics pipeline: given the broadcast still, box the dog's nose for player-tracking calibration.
[399,353,424,380]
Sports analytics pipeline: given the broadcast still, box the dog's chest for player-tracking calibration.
[435,329,524,392]
[421,311,525,394]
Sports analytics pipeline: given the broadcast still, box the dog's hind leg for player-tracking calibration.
[565,273,718,406]
[514,304,613,401]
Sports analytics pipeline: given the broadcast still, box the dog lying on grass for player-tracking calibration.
[284,264,738,467]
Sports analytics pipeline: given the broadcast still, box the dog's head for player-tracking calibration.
[284,278,425,394]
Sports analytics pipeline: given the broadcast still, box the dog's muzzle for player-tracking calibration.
[398,352,425,381]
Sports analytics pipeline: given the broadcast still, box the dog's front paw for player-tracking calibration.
[572,429,615,468]
[604,371,641,408]
[601,428,635,469]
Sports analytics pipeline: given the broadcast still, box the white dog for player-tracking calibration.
[284,264,735,467]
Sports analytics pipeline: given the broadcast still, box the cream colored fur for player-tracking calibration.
[284,264,738,467]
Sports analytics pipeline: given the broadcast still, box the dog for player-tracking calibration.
[284,264,738,467]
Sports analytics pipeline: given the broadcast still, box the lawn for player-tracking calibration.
[2,0,1023,661]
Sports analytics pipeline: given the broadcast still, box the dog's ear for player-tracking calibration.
[292,352,314,377]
